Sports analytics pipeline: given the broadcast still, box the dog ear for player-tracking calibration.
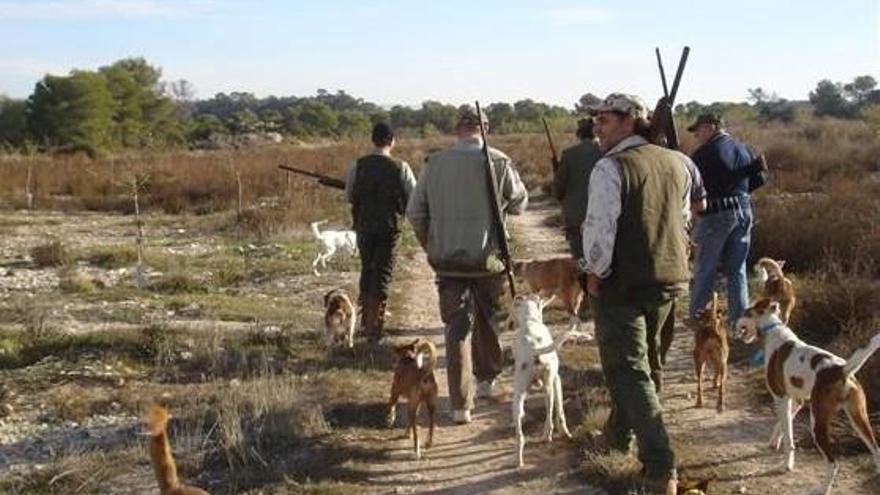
[777,259,786,269]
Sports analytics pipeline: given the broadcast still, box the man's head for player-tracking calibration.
[575,117,596,141]
[371,122,395,148]
[456,106,488,139]
[589,93,648,152]
[687,113,723,145]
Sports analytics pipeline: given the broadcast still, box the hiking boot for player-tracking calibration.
[451,409,472,424]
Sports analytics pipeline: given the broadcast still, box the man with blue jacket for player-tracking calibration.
[687,113,766,330]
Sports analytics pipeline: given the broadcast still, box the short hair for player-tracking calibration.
[371,122,394,146]
[576,117,595,140]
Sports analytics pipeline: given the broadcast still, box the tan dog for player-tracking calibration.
[323,288,356,351]
[145,405,209,495]
[754,257,796,324]
[512,257,582,327]
[386,338,439,460]
[692,292,729,412]
[736,299,880,494]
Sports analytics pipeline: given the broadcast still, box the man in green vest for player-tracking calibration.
[345,122,416,343]
[553,117,603,308]
[581,93,694,495]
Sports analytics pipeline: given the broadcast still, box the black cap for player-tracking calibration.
[371,122,394,146]
[687,113,723,132]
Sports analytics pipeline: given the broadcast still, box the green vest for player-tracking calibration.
[351,154,406,233]
[602,143,690,300]
[557,140,603,229]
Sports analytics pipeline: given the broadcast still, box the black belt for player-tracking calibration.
[703,196,747,214]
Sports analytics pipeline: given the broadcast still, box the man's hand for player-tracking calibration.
[587,273,601,297]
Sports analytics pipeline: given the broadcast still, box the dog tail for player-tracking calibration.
[416,339,438,372]
[843,333,880,378]
[553,329,575,350]
[756,257,785,279]
[310,220,328,239]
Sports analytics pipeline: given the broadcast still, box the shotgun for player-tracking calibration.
[648,46,690,149]
[541,117,560,173]
[277,164,345,190]
[475,101,516,297]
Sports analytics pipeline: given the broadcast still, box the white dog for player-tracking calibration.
[310,220,357,276]
[509,294,572,468]
[735,298,880,495]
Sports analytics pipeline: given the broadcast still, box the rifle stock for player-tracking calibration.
[277,164,346,190]
[541,117,560,172]
[476,101,516,298]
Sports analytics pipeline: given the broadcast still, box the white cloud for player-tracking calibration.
[0,0,213,20]
[544,6,613,24]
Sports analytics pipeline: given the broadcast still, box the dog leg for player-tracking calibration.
[776,397,796,470]
[811,401,840,495]
[409,401,421,460]
[425,397,435,450]
[844,385,880,473]
[346,315,356,349]
[716,363,727,413]
[694,357,704,408]
[386,385,401,428]
[513,387,527,468]
[313,253,322,276]
[541,371,555,443]
[553,375,572,438]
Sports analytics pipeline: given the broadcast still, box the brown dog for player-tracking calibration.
[754,257,795,324]
[512,257,582,326]
[323,288,356,351]
[693,292,729,413]
[386,338,438,460]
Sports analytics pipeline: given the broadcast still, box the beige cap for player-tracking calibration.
[457,105,489,127]
[589,93,648,120]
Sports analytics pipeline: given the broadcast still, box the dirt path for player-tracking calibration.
[345,196,597,495]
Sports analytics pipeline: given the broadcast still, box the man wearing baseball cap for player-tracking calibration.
[580,93,697,495]
[686,113,767,332]
[407,106,527,424]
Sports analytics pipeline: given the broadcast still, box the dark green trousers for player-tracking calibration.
[591,290,676,480]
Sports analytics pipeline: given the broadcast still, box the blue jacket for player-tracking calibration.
[691,132,757,199]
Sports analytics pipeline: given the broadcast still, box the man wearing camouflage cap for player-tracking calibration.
[407,106,527,424]
[580,93,697,495]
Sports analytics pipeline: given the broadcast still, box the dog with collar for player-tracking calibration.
[509,293,573,468]
[754,258,796,324]
[735,298,880,494]
[310,220,358,276]
[322,288,356,351]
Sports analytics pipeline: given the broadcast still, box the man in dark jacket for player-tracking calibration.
[553,117,602,301]
[345,123,416,343]
[686,114,765,330]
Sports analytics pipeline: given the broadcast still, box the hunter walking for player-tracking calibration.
[345,122,416,343]
[406,107,527,424]
[582,93,695,495]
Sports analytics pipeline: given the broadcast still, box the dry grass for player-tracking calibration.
[30,240,70,267]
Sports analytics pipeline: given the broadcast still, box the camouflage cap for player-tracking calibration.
[457,105,489,127]
[589,93,648,120]
[686,113,724,132]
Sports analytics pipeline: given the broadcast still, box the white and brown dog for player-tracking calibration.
[323,288,356,350]
[310,220,358,276]
[509,294,572,468]
[754,258,796,324]
[736,298,880,494]
[512,257,584,329]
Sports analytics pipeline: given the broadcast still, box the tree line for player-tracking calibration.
[0,57,877,156]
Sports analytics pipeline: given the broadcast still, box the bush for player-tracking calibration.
[83,244,138,268]
[30,240,70,267]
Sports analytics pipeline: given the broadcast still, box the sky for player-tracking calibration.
[0,0,878,108]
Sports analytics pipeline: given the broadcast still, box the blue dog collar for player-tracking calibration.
[758,321,780,336]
